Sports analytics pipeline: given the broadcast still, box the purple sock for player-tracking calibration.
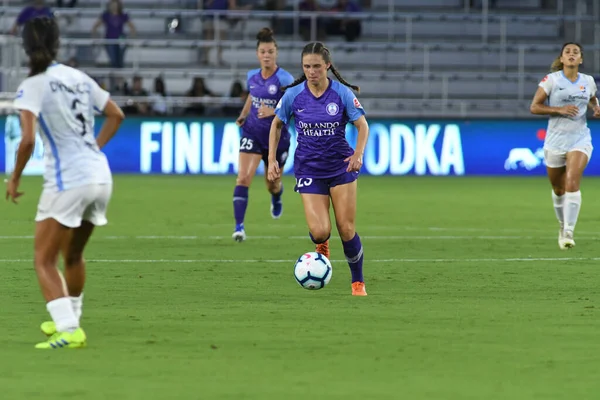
[342,233,364,283]
[272,184,283,203]
[233,185,249,225]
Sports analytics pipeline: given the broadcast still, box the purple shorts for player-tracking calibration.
[294,171,359,195]
[239,134,290,167]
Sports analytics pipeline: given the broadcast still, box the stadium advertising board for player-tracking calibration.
[1,117,598,176]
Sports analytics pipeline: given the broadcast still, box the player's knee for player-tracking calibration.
[552,185,565,196]
[309,229,330,244]
[564,177,580,192]
[236,175,252,187]
[266,179,281,194]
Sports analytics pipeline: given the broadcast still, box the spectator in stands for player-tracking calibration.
[299,0,326,41]
[222,79,248,117]
[265,0,286,34]
[199,0,251,66]
[327,0,361,43]
[184,76,215,115]
[469,0,497,9]
[150,77,170,116]
[123,76,149,115]
[9,0,54,35]
[91,0,137,69]
[66,56,79,68]
[56,0,77,7]
[95,77,109,91]
[110,75,126,95]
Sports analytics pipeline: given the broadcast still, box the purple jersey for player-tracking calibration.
[244,67,294,142]
[275,79,366,179]
[101,11,129,39]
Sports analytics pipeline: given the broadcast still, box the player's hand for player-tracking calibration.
[559,105,579,117]
[5,176,23,204]
[236,115,247,127]
[258,101,273,119]
[344,153,363,172]
[267,160,281,182]
[593,106,600,118]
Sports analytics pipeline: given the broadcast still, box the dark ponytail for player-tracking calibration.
[329,64,360,93]
[282,75,307,92]
[22,17,59,77]
[256,27,277,48]
[281,42,360,93]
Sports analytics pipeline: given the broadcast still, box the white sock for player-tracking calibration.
[47,297,79,333]
[70,293,83,322]
[563,190,582,233]
[552,191,564,229]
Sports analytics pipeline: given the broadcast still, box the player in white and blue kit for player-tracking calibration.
[4,111,21,175]
[6,17,125,349]
[530,42,600,249]
[231,27,294,242]
[5,110,45,176]
[267,42,370,296]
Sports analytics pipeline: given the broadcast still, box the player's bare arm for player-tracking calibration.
[236,95,252,126]
[96,100,125,150]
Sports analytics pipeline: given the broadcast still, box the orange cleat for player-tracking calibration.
[315,240,330,260]
[351,282,367,296]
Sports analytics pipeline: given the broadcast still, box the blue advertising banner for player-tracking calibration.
[1,116,598,176]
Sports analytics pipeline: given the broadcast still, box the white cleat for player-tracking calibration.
[559,230,575,250]
[558,228,566,249]
[232,230,246,242]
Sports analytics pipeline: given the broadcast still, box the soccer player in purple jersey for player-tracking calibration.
[232,27,294,242]
[267,42,370,296]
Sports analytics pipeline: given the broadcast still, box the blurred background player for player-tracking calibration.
[232,27,294,242]
[4,110,21,176]
[6,17,125,349]
[530,42,600,249]
[4,109,45,177]
[267,42,369,296]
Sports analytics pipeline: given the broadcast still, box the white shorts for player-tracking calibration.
[544,144,593,168]
[35,184,113,228]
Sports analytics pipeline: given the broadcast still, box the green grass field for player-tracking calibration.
[1,175,600,400]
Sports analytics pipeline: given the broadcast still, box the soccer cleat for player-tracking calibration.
[351,282,367,296]
[232,223,246,242]
[315,240,330,259]
[41,321,57,336]
[270,201,283,219]
[560,230,575,249]
[35,328,86,349]
[557,228,566,250]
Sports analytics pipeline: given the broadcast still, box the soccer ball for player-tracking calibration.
[294,252,332,290]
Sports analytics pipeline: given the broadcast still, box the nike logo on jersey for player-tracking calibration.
[296,109,305,112]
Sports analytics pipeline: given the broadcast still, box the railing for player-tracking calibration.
[4,36,600,98]
[2,1,600,118]
[0,92,537,119]
[1,6,598,45]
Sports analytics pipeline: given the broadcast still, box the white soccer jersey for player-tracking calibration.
[13,62,112,192]
[538,71,597,152]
